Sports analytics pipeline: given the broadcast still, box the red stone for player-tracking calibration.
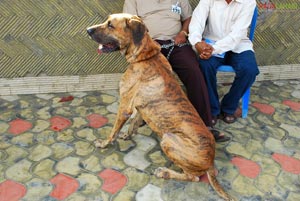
[59,96,74,102]
[0,180,27,201]
[8,119,32,135]
[282,100,300,111]
[87,114,108,128]
[50,174,79,200]
[272,153,300,174]
[98,169,127,194]
[231,157,261,178]
[252,102,275,115]
[50,116,72,131]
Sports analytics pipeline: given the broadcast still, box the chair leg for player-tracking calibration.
[241,88,250,118]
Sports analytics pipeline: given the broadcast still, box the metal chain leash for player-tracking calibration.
[160,41,191,60]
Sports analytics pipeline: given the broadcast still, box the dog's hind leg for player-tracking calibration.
[154,132,211,181]
[154,167,203,182]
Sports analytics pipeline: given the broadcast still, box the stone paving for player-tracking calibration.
[0,79,300,201]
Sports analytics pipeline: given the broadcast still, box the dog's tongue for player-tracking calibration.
[97,44,103,55]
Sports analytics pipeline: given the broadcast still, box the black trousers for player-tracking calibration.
[156,40,213,127]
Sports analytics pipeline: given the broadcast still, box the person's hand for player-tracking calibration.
[174,31,187,45]
[200,48,213,59]
[195,41,213,60]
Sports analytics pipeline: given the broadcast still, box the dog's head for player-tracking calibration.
[87,13,147,55]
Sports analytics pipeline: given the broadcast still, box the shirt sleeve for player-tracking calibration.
[188,0,210,46]
[180,0,193,21]
[123,0,138,15]
[213,1,256,54]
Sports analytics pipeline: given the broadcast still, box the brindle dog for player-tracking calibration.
[87,13,234,200]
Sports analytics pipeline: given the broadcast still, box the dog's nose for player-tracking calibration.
[87,28,96,36]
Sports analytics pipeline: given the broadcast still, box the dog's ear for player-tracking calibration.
[127,15,146,46]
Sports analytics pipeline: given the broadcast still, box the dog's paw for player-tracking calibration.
[192,175,200,182]
[154,167,170,179]
[118,132,131,140]
[94,139,109,148]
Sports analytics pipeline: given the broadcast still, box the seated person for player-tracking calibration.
[189,0,260,125]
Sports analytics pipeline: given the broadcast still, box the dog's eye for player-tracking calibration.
[108,21,114,29]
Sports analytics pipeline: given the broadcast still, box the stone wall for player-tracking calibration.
[0,0,299,79]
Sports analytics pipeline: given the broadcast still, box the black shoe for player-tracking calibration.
[210,129,231,142]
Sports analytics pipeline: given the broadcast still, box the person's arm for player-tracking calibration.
[123,0,138,15]
[174,17,190,44]
[188,0,212,58]
[188,0,210,46]
[181,17,190,36]
[212,2,256,54]
[174,0,193,44]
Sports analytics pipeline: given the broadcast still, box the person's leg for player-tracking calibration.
[221,50,259,115]
[165,45,212,127]
[198,56,224,117]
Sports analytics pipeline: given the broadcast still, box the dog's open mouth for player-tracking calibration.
[97,42,120,54]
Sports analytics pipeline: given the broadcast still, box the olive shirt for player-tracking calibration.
[123,0,193,40]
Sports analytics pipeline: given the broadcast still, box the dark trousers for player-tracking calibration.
[156,40,212,127]
[199,50,259,116]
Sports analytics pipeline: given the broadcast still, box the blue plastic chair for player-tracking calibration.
[217,7,258,118]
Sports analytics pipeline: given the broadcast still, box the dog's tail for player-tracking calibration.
[206,166,236,201]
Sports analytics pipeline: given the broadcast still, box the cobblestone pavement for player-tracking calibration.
[0,80,300,201]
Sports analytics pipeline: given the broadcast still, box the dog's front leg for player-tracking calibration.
[119,110,144,140]
[94,97,133,148]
